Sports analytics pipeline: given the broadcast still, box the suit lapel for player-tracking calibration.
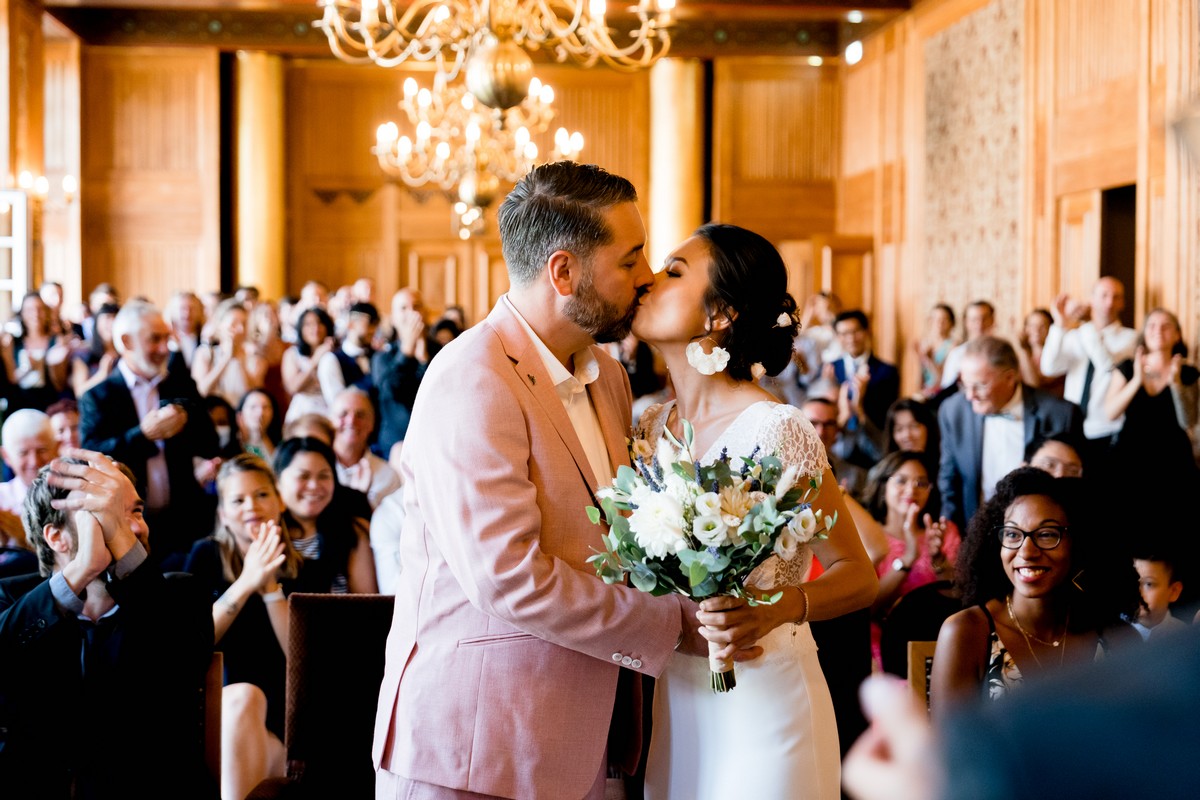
[489,301,600,493]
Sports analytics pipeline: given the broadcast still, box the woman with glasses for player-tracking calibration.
[930,467,1139,720]
[861,451,959,668]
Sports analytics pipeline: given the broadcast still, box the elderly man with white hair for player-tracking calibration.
[0,409,57,560]
[78,300,219,569]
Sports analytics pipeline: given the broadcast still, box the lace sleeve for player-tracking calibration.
[745,404,828,591]
[759,404,830,479]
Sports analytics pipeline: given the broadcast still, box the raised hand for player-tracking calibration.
[140,403,188,441]
[240,521,287,592]
[48,449,139,548]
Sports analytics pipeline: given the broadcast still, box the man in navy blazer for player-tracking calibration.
[78,300,219,567]
[937,335,1084,529]
[827,309,900,468]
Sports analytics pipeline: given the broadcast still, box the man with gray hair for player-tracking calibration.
[937,335,1085,529]
[78,300,219,568]
[0,449,214,796]
[0,409,53,574]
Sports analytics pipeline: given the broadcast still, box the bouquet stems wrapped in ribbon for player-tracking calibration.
[587,420,835,692]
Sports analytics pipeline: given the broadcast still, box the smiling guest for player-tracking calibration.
[936,335,1083,531]
[929,467,1139,720]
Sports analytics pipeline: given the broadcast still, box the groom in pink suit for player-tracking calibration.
[373,163,705,800]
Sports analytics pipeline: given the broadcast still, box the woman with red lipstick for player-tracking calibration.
[929,467,1139,721]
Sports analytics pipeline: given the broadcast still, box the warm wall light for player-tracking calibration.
[807,56,823,67]
[845,41,863,66]
[17,171,34,191]
[847,10,864,24]
[62,175,78,204]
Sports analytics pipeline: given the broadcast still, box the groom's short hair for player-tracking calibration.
[497,161,638,288]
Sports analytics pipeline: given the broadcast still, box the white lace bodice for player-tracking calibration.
[636,400,830,589]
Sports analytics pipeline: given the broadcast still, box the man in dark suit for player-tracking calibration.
[0,451,215,798]
[78,300,219,568]
[827,309,900,469]
[937,335,1084,530]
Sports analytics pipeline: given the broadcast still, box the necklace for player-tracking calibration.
[1006,594,1069,668]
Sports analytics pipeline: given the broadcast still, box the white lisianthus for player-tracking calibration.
[788,507,819,543]
[773,526,800,560]
[774,465,799,500]
[661,469,691,501]
[692,515,729,547]
[694,491,722,517]
[629,491,687,559]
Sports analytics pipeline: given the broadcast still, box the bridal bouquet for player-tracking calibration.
[587,421,835,692]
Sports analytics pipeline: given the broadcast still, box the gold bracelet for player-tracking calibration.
[796,586,811,625]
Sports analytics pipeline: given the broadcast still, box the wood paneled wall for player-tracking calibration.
[80,46,220,306]
[712,58,841,244]
[285,60,650,323]
[838,0,1200,394]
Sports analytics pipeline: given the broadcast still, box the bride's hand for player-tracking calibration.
[697,593,786,663]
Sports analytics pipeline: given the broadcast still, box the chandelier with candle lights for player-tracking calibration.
[374,73,584,238]
[317,0,676,110]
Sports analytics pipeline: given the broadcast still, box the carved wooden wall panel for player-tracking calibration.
[713,58,840,243]
[80,46,219,307]
[41,34,80,305]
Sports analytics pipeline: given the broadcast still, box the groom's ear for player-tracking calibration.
[546,250,577,298]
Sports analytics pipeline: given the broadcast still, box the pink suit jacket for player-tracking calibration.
[372,298,686,800]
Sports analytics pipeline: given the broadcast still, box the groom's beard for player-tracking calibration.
[563,268,641,344]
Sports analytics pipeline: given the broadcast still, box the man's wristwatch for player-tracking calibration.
[891,558,913,573]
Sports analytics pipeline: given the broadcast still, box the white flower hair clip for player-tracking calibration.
[686,340,730,375]
[750,362,766,380]
[775,313,793,328]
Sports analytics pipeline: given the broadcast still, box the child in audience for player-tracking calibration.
[1129,554,1188,640]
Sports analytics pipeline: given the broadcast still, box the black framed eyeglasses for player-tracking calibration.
[995,525,1068,550]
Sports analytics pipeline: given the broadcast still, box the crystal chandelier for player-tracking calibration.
[374,73,584,238]
[316,0,676,109]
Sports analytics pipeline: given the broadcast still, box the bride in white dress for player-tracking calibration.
[633,223,877,800]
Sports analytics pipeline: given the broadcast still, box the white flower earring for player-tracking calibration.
[686,337,730,375]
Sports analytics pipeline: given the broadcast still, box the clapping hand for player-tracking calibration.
[241,520,287,592]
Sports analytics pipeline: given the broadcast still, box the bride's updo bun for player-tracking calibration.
[695,223,799,382]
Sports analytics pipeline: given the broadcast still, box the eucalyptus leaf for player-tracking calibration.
[586,506,601,525]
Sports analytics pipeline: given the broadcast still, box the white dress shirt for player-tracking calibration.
[981,386,1025,503]
[118,359,170,510]
[1040,320,1137,439]
[506,298,613,489]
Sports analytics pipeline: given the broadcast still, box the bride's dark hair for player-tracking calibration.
[695,222,799,381]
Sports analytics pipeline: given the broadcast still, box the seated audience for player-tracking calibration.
[274,436,377,594]
[69,301,120,399]
[192,297,267,408]
[1127,551,1189,641]
[1023,434,1084,478]
[937,335,1084,530]
[331,387,401,511]
[46,398,81,455]
[882,397,940,457]
[371,289,430,462]
[317,301,378,407]
[5,291,71,412]
[282,306,337,424]
[914,303,958,399]
[930,467,1139,720]
[80,300,220,568]
[238,387,282,462]
[0,409,58,557]
[1016,308,1065,397]
[185,454,301,800]
[0,451,214,797]
[860,450,959,668]
[803,395,867,500]
[165,289,206,368]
